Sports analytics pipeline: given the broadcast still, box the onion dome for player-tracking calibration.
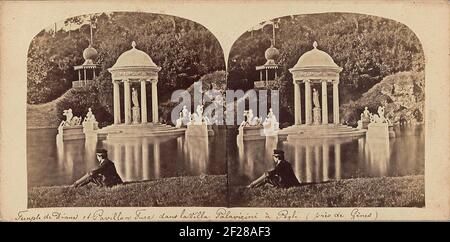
[82,45,98,65]
[264,44,280,62]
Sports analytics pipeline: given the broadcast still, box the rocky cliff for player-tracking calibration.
[341,71,424,125]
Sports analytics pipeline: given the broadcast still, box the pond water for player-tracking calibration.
[27,127,227,187]
[227,125,425,186]
[27,125,424,188]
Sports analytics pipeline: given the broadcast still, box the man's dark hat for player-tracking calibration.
[96,148,107,154]
[273,149,284,155]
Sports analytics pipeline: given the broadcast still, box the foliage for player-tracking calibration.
[228,13,424,124]
[55,83,113,126]
[27,12,225,118]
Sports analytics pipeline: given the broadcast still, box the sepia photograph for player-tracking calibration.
[227,13,425,207]
[0,0,448,222]
[26,12,228,207]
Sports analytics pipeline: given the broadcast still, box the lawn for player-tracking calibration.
[28,175,424,208]
[29,175,227,207]
[230,175,425,207]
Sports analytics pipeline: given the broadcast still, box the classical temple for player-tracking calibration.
[97,41,185,139]
[279,41,366,139]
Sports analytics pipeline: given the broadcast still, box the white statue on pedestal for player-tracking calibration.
[240,109,261,127]
[132,88,139,107]
[176,105,192,128]
[312,88,321,124]
[369,106,389,124]
[82,108,99,132]
[313,88,320,108]
[131,88,140,124]
[263,108,279,135]
[190,104,206,125]
[83,108,96,123]
[58,108,82,133]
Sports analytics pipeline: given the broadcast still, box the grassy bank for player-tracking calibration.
[29,175,227,207]
[29,175,424,208]
[231,175,424,207]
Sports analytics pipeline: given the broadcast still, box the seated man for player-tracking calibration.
[71,149,123,188]
[247,149,300,189]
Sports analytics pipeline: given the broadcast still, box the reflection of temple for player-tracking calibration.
[279,41,366,139]
[236,136,353,184]
[102,137,172,181]
[284,139,346,183]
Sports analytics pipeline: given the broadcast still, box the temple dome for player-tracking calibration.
[264,45,280,61]
[110,41,158,69]
[292,41,339,69]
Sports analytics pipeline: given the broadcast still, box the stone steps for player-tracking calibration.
[278,124,366,139]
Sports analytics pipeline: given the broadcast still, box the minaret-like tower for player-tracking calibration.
[73,20,99,88]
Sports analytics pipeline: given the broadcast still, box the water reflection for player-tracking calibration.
[229,125,424,186]
[27,128,227,187]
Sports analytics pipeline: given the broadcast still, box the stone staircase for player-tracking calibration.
[98,123,186,139]
[278,124,366,139]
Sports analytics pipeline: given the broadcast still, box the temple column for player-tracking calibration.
[265,69,268,84]
[113,80,121,124]
[260,71,262,82]
[124,79,131,125]
[321,80,328,124]
[84,69,87,81]
[78,70,81,81]
[151,79,159,123]
[305,79,312,125]
[333,80,340,124]
[93,69,96,79]
[293,80,302,125]
[140,80,148,124]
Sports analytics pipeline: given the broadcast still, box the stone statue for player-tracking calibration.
[363,107,370,121]
[190,104,205,125]
[132,88,139,107]
[182,106,190,120]
[313,88,320,108]
[59,108,82,128]
[175,112,183,128]
[368,106,389,124]
[263,108,279,135]
[239,109,261,127]
[65,109,74,124]
[83,108,96,123]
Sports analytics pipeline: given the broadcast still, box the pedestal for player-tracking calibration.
[313,107,321,125]
[238,125,265,140]
[57,125,85,141]
[82,121,99,134]
[132,107,141,124]
[185,124,214,137]
[367,123,389,139]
